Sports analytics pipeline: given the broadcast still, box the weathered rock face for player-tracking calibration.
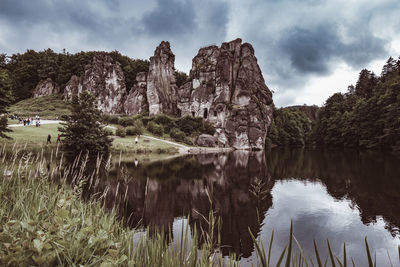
[178,38,273,150]
[124,72,149,115]
[33,78,60,97]
[196,134,218,147]
[63,52,126,114]
[147,41,177,116]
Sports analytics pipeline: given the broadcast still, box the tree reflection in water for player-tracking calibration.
[82,148,400,260]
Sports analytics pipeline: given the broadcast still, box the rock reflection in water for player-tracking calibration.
[83,147,400,264]
[84,151,273,258]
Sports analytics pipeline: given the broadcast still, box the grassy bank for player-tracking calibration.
[2,123,178,154]
[7,95,71,119]
[0,150,218,266]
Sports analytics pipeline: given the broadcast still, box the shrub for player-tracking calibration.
[153,114,177,133]
[170,127,186,142]
[104,128,114,136]
[183,137,193,146]
[126,126,143,136]
[116,127,126,137]
[140,116,152,127]
[147,121,163,136]
[201,121,216,135]
[176,116,203,135]
[103,114,119,124]
[118,116,135,127]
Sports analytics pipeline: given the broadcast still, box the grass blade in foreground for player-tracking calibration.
[285,221,293,267]
[365,237,374,267]
[248,227,267,267]
[313,240,323,267]
[327,239,337,267]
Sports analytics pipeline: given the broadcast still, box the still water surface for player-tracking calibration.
[86,148,400,265]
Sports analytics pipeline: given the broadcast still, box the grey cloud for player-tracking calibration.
[279,24,387,75]
[141,0,197,36]
[0,0,399,107]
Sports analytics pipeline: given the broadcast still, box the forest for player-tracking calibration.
[0,49,149,102]
[267,56,400,153]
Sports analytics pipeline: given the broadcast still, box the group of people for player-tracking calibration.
[46,134,61,145]
[20,115,41,127]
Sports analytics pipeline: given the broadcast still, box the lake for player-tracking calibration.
[84,148,400,266]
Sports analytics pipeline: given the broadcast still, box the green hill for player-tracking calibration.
[7,95,71,119]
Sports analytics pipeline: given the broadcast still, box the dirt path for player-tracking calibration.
[8,120,62,127]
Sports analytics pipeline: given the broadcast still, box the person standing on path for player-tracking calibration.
[46,134,51,145]
[57,134,61,143]
[135,136,139,144]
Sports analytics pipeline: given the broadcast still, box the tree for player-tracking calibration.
[355,69,377,98]
[59,91,112,160]
[175,71,188,87]
[0,69,13,138]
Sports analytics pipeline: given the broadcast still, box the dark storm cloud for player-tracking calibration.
[141,0,197,36]
[0,0,399,106]
[279,24,387,75]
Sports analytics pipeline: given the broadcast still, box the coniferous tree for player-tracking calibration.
[59,91,112,160]
[0,68,13,138]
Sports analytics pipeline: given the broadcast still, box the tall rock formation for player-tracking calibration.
[33,78,60,97]
[123,72,149,115]
[63,52,126,114]
[178,38,273,150]
[146,41,177,116]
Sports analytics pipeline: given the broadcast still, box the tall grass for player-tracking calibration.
[0,146,230,266]
[0,145,399,266]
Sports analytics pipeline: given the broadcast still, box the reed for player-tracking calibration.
[0,145,399,266]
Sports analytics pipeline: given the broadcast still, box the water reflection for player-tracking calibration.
[83,148,400,264]
[85,151,273,258]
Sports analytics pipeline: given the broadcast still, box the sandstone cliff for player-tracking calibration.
[33,78,60,97]
[123,72,148,115]
[146,41,177,116]
[63,52,126,114]
[59,39,273,149]
[178,38,273,150]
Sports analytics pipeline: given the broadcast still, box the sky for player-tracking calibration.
[1,0,400,107]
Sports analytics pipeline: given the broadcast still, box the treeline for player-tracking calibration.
[314,56,400,152]
[0,49,149,102]
[268,56,400,153]
[266,106,314,147]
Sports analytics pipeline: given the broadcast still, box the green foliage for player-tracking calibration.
[313,57,400,152]
[147,121,163,136]
[103,114,120,124]
[58,91,112,160]
[175,71,189,87]
[176,115,215,136]
[3,49,149,102]
[109,51,149,91]
[116,127,127,137]
[170,127,186,142]
[183,137,193,146]
[152,114,177,133]
[7,94,71,119]
[118,116,136,127]
[0,68,14,138]
[126,125,143,136]
[267,107,312,147]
